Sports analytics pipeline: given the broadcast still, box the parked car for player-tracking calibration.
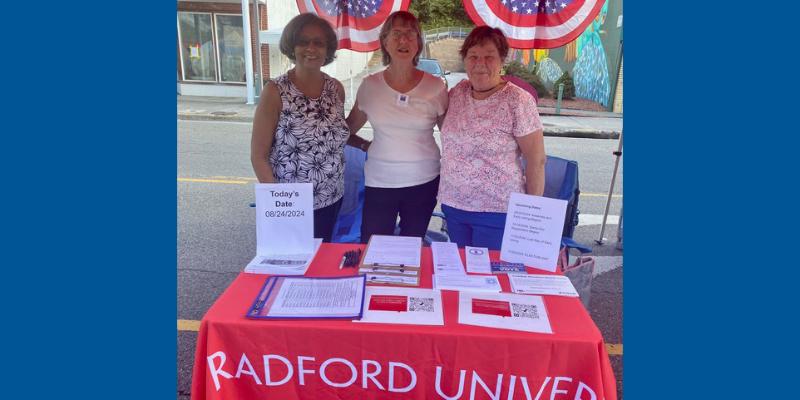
[416,58,450,88]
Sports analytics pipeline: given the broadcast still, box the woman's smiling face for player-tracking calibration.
[464,41,504,91]
[383,20,419,64]
[294,24,327,69]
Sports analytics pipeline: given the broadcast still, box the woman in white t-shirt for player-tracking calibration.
[346,11,448,243]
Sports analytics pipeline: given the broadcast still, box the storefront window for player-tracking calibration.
[179,12,216,81]
[215,15,245,83]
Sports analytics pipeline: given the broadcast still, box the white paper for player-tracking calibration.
[500,193,567,272]
[265,276,365,317]
[245,238,322,275]
[508,274,579,297]
[255,183,314,257]
[465,246,492,274]
[362,235,421,267]
[434,274,501,293]
[431,242,466,275]
[458,292,552,334]
[357,287,444,325]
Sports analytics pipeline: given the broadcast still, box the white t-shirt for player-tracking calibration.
[356,71,448,188]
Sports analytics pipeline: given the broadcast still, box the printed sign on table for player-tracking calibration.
[246,183,316,274]
[500,193,567,272]
[255,183,313,255]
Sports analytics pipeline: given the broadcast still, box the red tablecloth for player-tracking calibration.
[191,243,616,400]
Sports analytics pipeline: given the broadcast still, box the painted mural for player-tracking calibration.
[536,58,563,91]
[507,2,615,107]
[573,2,610,106]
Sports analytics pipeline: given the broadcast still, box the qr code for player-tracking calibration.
[408,297,434,312]
[511,303,539,319]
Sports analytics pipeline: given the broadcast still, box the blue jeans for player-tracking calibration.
[441,204,507,250]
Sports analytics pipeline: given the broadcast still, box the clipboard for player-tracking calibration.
[359,235,422,287]
[246,275,367,320]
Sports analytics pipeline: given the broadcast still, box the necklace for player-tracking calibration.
[471,81,504,94]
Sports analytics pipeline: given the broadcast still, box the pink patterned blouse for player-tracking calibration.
[438,79,543,212]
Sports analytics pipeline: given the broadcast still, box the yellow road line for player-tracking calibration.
[178,319,201,331]
[606,343,623,355]
[178,178,249,184]
[177,319,622,355]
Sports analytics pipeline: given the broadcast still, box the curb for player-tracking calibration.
[178,114,620,139]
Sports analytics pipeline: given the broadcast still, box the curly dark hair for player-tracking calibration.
[378,11,424,66]
[459,25,509,60]
[279,13,338,66]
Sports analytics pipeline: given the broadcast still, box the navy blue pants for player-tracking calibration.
[360,176,439,243]
[441,203,507,250]
[315,198,342,243]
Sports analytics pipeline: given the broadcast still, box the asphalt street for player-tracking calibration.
[177,119,623,399]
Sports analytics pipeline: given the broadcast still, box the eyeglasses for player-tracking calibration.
[389,30,418,41]
[296,38,326,48]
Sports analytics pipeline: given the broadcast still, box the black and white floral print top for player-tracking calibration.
[269,73,350,210]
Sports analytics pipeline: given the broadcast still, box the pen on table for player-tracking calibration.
[251,299,265,315]
[339,254,347,270]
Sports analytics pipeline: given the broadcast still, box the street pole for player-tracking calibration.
[596,130,623,244]
[253,0,263,99]
[241,0,255,104]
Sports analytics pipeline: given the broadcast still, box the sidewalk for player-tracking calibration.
[178,92,622,140]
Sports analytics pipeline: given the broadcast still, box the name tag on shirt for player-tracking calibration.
[396,94,410,107]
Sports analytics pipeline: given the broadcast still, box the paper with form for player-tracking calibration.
[465,246,492,274]
[362,235,421,267]
[264,276,365,318]
[431,242,466,275]
[434,274,501,293]
[508,274,579,297]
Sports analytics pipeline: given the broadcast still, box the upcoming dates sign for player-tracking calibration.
[500,193,567,272]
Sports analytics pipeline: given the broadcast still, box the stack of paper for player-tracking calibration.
[246,275,366,319]
[245,238,322,275]
[360,235,422,286]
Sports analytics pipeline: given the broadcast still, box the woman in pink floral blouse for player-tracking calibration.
[438,26,546,250]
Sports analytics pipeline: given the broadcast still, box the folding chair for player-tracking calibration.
[542,155,592,252]
[331,145,366,243]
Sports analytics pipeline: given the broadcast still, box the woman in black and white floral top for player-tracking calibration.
[250,13,371,242]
